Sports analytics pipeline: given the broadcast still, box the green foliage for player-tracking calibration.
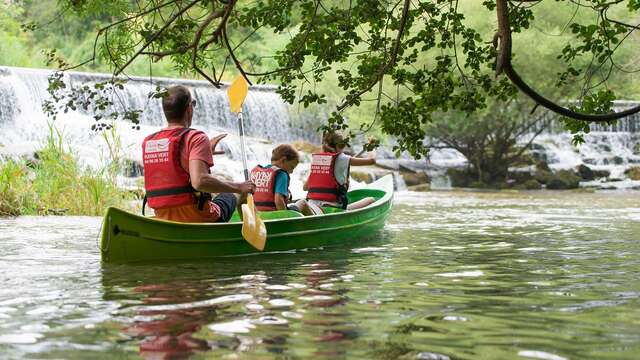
[0,125,135,216]
[0,3,38,67]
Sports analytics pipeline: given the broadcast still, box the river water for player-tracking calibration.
[0,190,639,359]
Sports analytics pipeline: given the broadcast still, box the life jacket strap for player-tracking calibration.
[196,192,212,211]
[142,195,147,216]
[308,187,340,195]
[255,201,277,208]
[145,186,195,198]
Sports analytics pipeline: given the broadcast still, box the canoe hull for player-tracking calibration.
[100,175,393,263]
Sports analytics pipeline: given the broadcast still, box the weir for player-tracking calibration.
[0,66,321,196]
[1,66,639,191]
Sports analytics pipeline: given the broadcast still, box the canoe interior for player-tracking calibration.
[228,188,387,222]
[100,175,394,263]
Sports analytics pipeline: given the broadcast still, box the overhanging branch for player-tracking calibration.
[494,0,640,122]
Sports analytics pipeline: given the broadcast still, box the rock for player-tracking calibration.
[546,170,581,190]
[608,178,624,182]
[212,171,234,182]
[408,184,430,192]
[592,169,610,179]
[122,159,144,177]
[291,140,321,154]
[624,166,640,180]
[613,156,624,165]
[401,172,429,186]
[350,170,373,183]
[576,164,594,181]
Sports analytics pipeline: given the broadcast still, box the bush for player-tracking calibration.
[0,160,35,216]
[625,167,640,181]
[524,179,542,190]
[446,168,474,187]
[535,170,553,184]
[0,127,136,216]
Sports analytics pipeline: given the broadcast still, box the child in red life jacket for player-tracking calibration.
[250,144,310,213]
[304,132,376,215]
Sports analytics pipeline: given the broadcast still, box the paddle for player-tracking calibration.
[227,76,267,251]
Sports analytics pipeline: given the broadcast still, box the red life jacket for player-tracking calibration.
[306,152,348,208]
[142,127,200,210]
[250,165,289,211]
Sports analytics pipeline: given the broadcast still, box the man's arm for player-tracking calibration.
[274,194,288,210]
[189,159,254,194]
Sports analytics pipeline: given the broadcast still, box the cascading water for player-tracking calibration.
[0,66,320,198]
[2,66,638,193]
[370,103,640,190]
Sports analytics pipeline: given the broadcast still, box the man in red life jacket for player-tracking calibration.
[304,131,376,215]
[142,85,255,223]
[250,144,310,212]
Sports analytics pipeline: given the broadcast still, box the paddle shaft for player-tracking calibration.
[237,112,250,180]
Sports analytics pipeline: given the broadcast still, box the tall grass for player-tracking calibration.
[0,124,136,216]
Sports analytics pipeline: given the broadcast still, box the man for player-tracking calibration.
[142,85,255,222]
[250,144,310,212]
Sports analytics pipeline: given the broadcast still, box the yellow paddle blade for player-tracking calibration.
[227,75,249,114]
[241,195,266,251]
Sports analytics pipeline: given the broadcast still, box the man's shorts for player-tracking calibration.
[209,193,237,222]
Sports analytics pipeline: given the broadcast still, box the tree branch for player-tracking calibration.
[494,0,640,122]
[114,0,201,76]
[336,0,411,111]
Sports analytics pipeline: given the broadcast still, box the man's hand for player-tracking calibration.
[235,180,256,194]
[210,133,227,155]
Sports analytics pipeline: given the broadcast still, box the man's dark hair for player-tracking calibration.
[162,85,191,121]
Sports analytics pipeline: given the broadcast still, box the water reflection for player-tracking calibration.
[99,247,376,359]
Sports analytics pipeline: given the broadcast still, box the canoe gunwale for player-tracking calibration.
[110,206,388,244]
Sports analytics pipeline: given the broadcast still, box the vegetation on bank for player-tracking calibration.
[0,128,135,216]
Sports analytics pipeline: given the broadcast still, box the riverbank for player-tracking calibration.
[0,132,134,216]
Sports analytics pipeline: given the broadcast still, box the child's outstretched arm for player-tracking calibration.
[349,152,376,166]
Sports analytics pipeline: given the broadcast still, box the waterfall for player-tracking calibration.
[0,66,321,190]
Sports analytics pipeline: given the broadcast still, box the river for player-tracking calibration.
[1,190,639,359]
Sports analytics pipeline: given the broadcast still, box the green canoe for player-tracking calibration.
[99,175,394,263]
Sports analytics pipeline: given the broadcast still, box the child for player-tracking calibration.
[304,132,376,214]
[250,144,309,212]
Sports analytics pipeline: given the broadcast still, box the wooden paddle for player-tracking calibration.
[227,76,267,251]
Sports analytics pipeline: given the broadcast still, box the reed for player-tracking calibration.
[0,125,136,216]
